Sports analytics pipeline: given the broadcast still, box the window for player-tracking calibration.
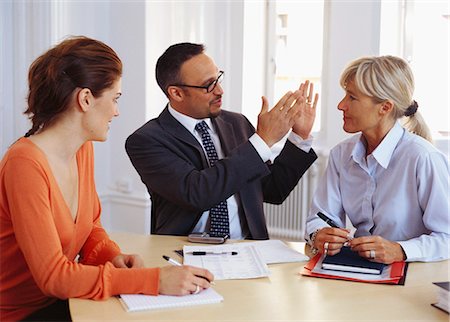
[380,0,450,142]
[266,1,325,133]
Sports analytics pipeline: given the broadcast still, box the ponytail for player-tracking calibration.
[401,101,432,142]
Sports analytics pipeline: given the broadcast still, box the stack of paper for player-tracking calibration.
[182,240,308,280]
[431,281,449,313]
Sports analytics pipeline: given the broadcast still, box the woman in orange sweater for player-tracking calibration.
[0,36,213,321]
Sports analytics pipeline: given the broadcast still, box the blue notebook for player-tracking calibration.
[321,247,386,275]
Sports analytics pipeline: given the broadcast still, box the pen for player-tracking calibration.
[162,255,182,266]
[317,212,353,242]
[162,255,215,285]
[186,251,238,256]
[317,212,339,228]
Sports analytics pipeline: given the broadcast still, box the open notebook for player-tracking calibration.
[119,288,223,312]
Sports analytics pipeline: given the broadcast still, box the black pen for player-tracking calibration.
[186,251,238,256]
[317,212,339,228]
[162,255,215,285]
[317,212,353,242]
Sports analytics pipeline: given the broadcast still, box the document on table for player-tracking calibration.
[183,244,270,280]
[243,240,309,264]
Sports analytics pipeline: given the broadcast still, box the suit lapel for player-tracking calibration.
[158,107,237,164]
[158,107,208,167]
[213,115,237,156]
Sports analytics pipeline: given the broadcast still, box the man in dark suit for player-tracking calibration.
[125,43,318,240]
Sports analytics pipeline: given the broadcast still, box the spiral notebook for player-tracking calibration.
[119,288,223,312]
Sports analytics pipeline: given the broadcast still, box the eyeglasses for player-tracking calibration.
[172,71,224,93]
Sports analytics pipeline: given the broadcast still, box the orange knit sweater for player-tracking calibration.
[0,138,159,321]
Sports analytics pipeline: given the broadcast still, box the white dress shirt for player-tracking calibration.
[168,104,312,239]
[306,122,450,262]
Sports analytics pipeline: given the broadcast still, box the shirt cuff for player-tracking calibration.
[287,132,313,153]
[397,240,422,262]
[305,219,328,243]
[249,133,271,162]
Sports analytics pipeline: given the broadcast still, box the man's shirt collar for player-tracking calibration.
[168,103,215,135]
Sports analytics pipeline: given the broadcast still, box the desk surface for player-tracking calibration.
[70,233,449,321]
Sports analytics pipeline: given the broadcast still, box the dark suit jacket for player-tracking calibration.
[125,107,317,239]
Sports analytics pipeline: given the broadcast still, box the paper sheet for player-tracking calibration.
[183,244,270,280]
[242,240,309,264]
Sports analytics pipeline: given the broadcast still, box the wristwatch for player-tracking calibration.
[309,229,320,256]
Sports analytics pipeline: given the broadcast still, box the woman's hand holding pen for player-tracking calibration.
[113,254,215,295]
[159,265,214,296]
[314,212,406,262]
[315,227,352,256]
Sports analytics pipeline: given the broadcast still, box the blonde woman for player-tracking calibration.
[306,56,449,264]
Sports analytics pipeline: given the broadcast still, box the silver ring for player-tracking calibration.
[370,250,375,259]
[324,242,329,250]
[193,285,200,295]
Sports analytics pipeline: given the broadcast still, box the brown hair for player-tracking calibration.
[24,36,122,137]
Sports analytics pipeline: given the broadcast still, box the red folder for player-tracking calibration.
[300,254,407,285]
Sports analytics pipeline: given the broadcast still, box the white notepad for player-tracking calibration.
[119,288,223,312]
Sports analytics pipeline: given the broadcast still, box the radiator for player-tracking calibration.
[264,158,324,241]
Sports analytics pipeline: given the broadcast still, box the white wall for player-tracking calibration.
[1,1,56,153]
[1,1,383,234]
[318,1,381,150]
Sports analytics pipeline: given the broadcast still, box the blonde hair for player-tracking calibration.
[340,55,432,142]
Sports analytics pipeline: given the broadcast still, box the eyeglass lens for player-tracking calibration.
[207,72,224,93]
